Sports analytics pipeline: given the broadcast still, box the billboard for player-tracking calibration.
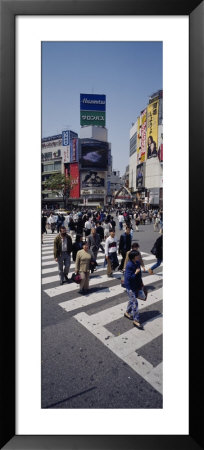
[136,163,145,188]
[147,100,159,159]
[70,163,80,198]
[136,117,140,165]
[80,111,105,127]
[81,171,105,188]
[80,141,108,169]
[80,93,106,111]
[62,130,78,146]
[80,93,106,126]
[70,138,78,162]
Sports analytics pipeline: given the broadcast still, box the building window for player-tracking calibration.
[44,164,54,172]
[129,132,137,156]
[54,161,61,171]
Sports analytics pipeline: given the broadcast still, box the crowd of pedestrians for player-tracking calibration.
[42,206,163,329]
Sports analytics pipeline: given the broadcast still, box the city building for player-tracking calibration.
[128,89,163,209]
[41,131,79,210]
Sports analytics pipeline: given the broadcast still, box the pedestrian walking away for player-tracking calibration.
[124,250,144,330]
[148,231,163,275]
[84,217,92,237]
[75,241,95,295]
[68,217,76,239]
[105,230,119,277]
[95,221,105,253]
[72,234,83,262]
[54,225,73,285]
[118,226,132,271]
[118,212,124,230]
[48,212,56,234]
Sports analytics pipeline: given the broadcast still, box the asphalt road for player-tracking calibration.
[42,217,163,409]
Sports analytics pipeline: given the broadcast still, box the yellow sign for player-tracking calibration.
[146,100,159,159]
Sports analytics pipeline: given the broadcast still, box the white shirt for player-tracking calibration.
[118,214,124,223]
[85,220,92,230]
[48,215,55,224]
[105,236,117,256]
[61,236,67,252]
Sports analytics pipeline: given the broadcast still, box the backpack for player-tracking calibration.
[151,243,157,256]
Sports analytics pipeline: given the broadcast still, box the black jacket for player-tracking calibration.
[119,232,132,254]
[155,235,163,260]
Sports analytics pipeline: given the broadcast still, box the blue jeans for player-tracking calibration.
[126,289,139,321]
[119,222,123,230]
[151,258,162,271]
[57,251,71,282]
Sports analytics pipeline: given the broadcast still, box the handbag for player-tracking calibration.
[121,274,125,288]
[71,272,82,284]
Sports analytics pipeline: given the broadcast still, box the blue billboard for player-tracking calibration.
[62,130,78,146]
[80,93,106,112]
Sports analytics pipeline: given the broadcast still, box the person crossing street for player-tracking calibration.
[54,225,73,285]
[118,226,132,271]
[105,229,119,277]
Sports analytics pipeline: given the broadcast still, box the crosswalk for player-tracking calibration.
[42,230,163,395]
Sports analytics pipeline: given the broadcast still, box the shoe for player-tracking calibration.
[79,289,84,294]
[133,320,144,330]
[124,312,133,320]
[64,275,69,283]
[107,273,113,277]
[60,280,64,285]
[148,268,153,275]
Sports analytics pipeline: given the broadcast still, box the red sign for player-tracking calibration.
[70,163,80,198]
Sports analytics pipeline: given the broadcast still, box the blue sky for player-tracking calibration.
[42,42,162,175]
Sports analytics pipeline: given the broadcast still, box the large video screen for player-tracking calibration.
[81,142,108,169]
[81,171,105,188]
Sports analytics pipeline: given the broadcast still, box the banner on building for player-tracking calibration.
[141,109,147,162]
[62,146,70,163]
[136,117,140,165]
[136,163,145,188]
[70,138,78,163]
[81,171,105,188]
[70,163,80,198]
[146,100,159,159]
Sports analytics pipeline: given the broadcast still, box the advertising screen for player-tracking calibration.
[81,142,108,169]
[81,171,105,188]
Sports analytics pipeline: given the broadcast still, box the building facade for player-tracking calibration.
[129,89,163,209]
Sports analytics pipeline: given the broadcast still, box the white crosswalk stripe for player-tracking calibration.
[42,234,163,394]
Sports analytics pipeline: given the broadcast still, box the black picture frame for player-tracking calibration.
[0,1,203,449]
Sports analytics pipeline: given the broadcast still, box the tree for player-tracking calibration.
[43,173,72,208]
